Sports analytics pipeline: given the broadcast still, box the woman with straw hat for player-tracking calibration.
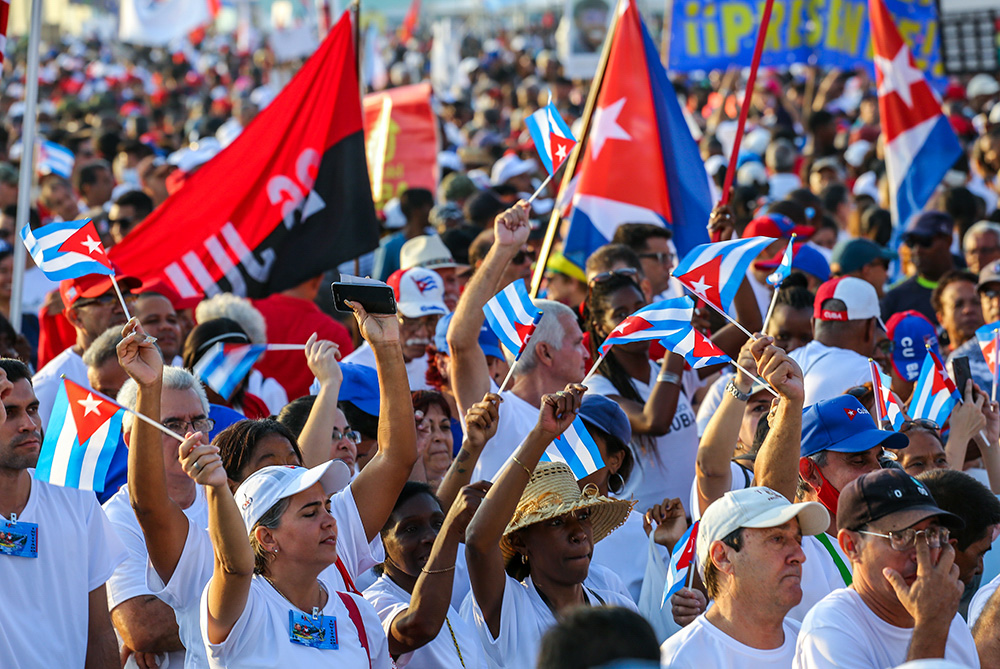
[464,383,636,669]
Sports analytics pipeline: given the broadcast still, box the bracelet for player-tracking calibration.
[726,380,752,402]
[421,564,456,575]
[657,371,681,386]
[511,455,533,476]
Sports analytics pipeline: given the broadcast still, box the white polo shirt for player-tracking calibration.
[661,614,800,668]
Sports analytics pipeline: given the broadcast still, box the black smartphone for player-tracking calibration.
[331,282,397,315]
[952,356,972,395]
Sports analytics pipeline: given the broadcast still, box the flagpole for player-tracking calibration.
[525,172,555,206]
[529,0,627,298]
[729,360,779,398]
[110,275,134,321]
[992,329,998,404]
[9,0,45,333]
[582,355,604,382]
[717,0,774,210]
[761,286,780,334]
[497,359,519,394]
[868,358,887,430]
[264,344,309,351]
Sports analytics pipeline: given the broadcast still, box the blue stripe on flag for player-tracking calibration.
[91,412,125,493]
[525,110,554,175]
[893,115,962,229]
[34,382,69,481]
[546,417,605,480]
[663,522,697,604]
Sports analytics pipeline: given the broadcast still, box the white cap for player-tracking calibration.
[491,154,535,186]
[736,161,768,187]
[844,140,872,168]
[388,267,448,319]
[967,74,1000,99]
[697,486,828,571]
[400,235,462,271]
[704,154,727,178]
[235,461,352,533]
[815,276,885,328]
[382,198,406,230]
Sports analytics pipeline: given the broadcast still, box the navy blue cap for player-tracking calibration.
[433,313,505,360]
[800,396,908,457]
[338,363,380,416]
[578,394,632,446]
[904,211,953,241]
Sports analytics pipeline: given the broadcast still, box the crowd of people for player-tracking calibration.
[1,9,1000,669]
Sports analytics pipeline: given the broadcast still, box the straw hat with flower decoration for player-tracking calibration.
[500,461,635,563]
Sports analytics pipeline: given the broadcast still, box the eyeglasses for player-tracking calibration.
[874,340,894,356]
[857,526,950,552]
[108,217,134,228]
[332,428,361,444]
[904,235,936,249]
[588,267,640,286]
[162,417,215,436]
[900,418,941,433]
[983,289,1000,300]
[638,251,674,267]
[512,248,536,265]
[74,292,136,309]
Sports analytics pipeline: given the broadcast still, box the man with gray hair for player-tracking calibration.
[766,139,802,200]
[82,326,127,398]
[448,200,589,481]
[963,220,1000,274]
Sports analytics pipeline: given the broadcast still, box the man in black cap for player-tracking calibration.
[793,469,978,668]
[880,211,957,326]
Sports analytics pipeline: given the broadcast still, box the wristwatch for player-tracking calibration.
[726,380,752,401]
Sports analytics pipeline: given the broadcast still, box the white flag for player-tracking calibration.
[119,0,211,46]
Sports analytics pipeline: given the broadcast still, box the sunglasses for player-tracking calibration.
[900,418,940,432]
[638,251,674,267]
[904,235,937,249]
[512,249,536,265]
[588,267,640,286]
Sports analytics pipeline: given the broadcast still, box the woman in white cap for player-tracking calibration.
[180,443,392,668]
[463,384,636,669]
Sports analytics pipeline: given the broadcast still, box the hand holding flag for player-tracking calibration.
[662,520,699,605]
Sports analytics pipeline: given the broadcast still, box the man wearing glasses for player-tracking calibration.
[794,469,977,668]
[611,223,677,300]
[32,271,140,424]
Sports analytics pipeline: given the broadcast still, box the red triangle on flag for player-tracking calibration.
[676,255,723,312]
[64,379,120,444]
[514,321,537,348]
[57,220,112,269]
[984,339,997,376]
[611,316,653,339]
[929,366,949,397]
[550,133,575,171]
[691,330,723,358]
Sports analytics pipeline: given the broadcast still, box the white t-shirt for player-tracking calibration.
[201,574,392,668]
[968,571,1000,629]
[104,483,209,669]
[661,613,801,668]
[591,509,656,603]
[0,472,127,668]
[343,341,432,392]
[32,347,89,426]
[788,341,871,407]
[246,369,289,415]
[147,484,383,668]
[793,587,980,668]
[788,533,853,622]
[464,573,636,669]
[363,574,487,669]
[585,361,700,511]
[688,460,754,522]
[466,384,540,483]
[21,267,58,315]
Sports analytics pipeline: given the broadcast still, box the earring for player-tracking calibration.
[609,472,625,495]
[273,547,279,553]
[521,554,528,565]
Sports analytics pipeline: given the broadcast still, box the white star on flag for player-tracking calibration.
[78,393,103,417]
[589,97,632,160]
[555,143,568,162]
[81,236,103,255]
[690,275,710,296]
[874,45,924,108]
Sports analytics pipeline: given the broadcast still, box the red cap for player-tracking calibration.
[60,270,142,310]
[743,213,815,240]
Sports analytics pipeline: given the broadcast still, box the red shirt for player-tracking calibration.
[252,294,355,400]
[36,301,77,370]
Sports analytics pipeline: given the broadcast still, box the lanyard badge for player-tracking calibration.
[0,514,38,559]
[288,608,338,649]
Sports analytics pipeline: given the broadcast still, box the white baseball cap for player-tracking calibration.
[400,235,462,271]
[814,276,886,329]
[697,486,829,572]
[387,267,448,319]
[491,154,536,186]
[235,461,352,533]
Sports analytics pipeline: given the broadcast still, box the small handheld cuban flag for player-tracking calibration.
[35,379,124,492]
[870,359,906,430]
[193,343,268,400]
[766,236,796,287]
[20,218,114,281]
[909,350,961,426]
[524,93,577,175]
[539,415,605,480]
[483,279,543,360]
[671,236,774,315]
[38,141,76,179]
[659,325,731,370]
[662,520,699,605]
[975,322,1000,402]
[597,297,692,357]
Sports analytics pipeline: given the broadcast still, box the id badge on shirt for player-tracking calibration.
[288,610,338,649]
[0,517,38,558]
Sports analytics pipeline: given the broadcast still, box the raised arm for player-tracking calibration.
[748,336,805,501]
[977,386,1000,494]
[697,342,757,514]
[118,319,194,583]
[973,583,1000,665]
[180,436,254,645]
[606,352,685,436]
[297,333,343,468]
[465,384,584,639]
[447,202,531,417]
[436,394,499,511]
[386,482,489,656]
[944,381,985,472]
[348,301,419,543]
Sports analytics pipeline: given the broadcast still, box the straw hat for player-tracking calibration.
[500,462,634,562]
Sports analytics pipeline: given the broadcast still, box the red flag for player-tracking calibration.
[399,0,421,42]
[109,12,379,299]
[0,0,9,63]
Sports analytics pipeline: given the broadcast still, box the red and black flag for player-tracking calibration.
[110,11,378,299]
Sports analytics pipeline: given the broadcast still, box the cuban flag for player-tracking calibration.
[870,359,907,430]
[562,0,711,269]
[597,297,692,357]
[539,415,605,480]
[524,95,577,175]
[660,325,731,370]
[662,520,699,604]
[38,141,76,179]
[766,236,795,287]
[976,323,1000,395]
[909,350,961,426]
[870,0,961,229]
[20,218,115,281]
[35,379,124,492]
[671,237,775,315]
[483,279,543,360]
[193,343,268,400]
